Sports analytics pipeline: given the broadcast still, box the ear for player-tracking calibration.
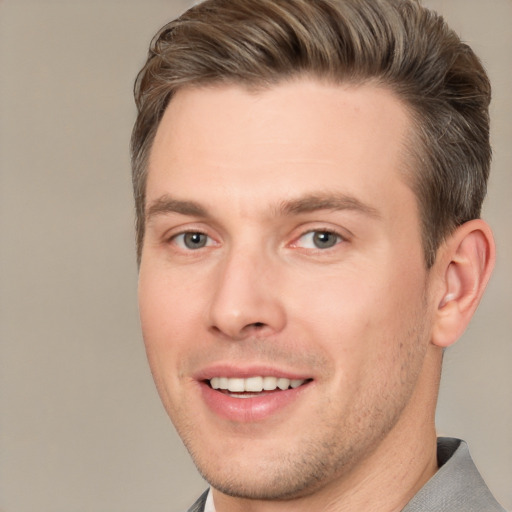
[431,219,495,348]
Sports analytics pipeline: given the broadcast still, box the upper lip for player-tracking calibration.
[193,364,313,382]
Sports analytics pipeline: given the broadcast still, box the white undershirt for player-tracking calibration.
[204,488,216,512]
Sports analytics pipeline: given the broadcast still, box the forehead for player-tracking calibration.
[147,79,414,218]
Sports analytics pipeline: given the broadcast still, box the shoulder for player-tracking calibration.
[403,438,506,512]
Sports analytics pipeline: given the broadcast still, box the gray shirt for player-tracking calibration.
[187,438,506,512]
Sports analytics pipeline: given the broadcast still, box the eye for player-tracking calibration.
[295,230,343,250]
[172,232,213,250]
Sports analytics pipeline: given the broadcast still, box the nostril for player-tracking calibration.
[252,322,265,328]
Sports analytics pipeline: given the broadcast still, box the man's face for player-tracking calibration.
[138,80,436,500]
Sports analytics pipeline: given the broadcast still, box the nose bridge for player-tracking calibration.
[208,238,286,339]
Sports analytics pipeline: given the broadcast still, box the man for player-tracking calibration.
[131,0,505,510]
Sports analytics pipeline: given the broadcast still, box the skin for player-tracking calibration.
[138,79,494,511]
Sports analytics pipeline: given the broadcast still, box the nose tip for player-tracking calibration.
[209,301,286,340]
[207,258,286,340]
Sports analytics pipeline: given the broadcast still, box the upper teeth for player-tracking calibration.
[210,376,305,392]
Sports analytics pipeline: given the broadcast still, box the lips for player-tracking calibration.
[196,368,313,422]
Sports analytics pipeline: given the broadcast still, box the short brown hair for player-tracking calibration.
[131,0,491,267]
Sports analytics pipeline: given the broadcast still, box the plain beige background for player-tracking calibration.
[0,1,510,511]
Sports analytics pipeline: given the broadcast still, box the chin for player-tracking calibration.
[196,460,327,501]
[183,430,360,502]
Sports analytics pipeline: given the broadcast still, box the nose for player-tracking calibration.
[207,246,287,340]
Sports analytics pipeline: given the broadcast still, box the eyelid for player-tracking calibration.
[288,226,348,249]
[165,225,219,250]
[173,232,213,250]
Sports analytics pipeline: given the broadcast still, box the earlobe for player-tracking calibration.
[431,219,495,348]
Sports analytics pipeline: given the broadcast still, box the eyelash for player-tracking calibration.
[169,230,216,250]
[291,229,346,251]
[167,227,347,254]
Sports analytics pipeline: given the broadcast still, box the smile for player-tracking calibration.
[199,372,313,422]
[209,376,307,394]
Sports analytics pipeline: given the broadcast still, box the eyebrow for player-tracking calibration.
[276,193,381,219]
[146,196,209,222]
[145,192,380,223]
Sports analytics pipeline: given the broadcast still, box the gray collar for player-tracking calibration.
[402,438,505,511]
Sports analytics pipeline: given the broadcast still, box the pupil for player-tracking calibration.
[184,232,206,249]
[313,231,336,248]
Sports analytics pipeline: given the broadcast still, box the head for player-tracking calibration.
[132,0,491,268]
[132,0,495,506]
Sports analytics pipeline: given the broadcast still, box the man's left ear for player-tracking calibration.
[431,219,495,348]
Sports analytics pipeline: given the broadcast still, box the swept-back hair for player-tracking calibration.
[132,0,491,267]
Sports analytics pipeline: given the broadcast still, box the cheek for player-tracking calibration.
[138,265,203,379]
[285,260,427,369]
[139,260,207,333]
[138,267,210,419]
[285,265,393,340]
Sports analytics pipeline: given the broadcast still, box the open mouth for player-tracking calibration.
[206,376,312,398]
[199,374,314,421]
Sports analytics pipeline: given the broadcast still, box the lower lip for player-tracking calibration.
[199,381,311,423]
